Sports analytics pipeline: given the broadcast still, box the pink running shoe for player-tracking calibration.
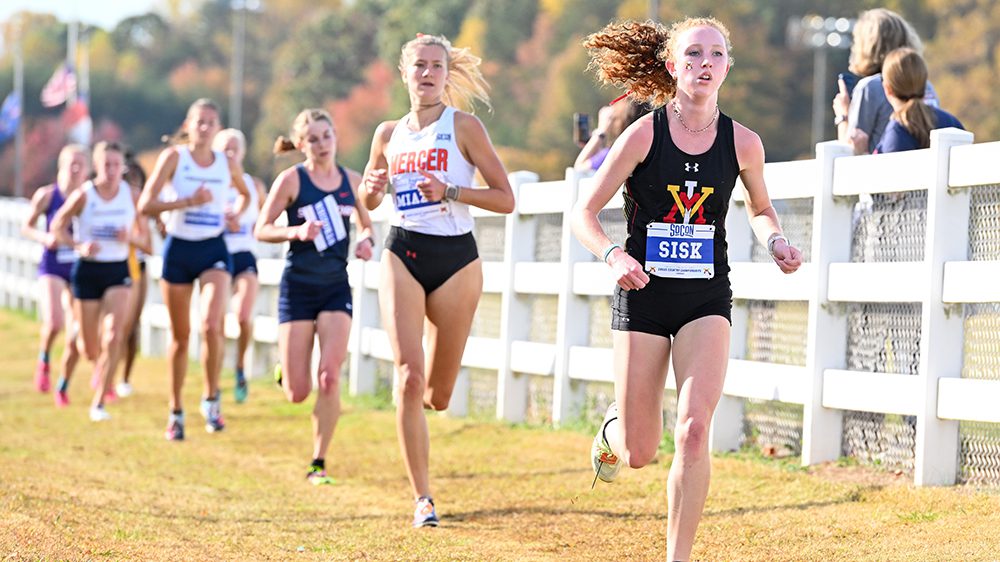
[103,389,118,404]
[54,389,69,408]
[35,361,51,393]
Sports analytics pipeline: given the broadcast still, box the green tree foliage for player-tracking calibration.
[924,0,1000,141]
[2,0,999,192]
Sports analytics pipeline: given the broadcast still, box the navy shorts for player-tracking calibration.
[278,276,352,323]
[230,251,257,278]
[611,274,732,338]
[71,260,132,300]
[385,227,479,294]
[161,234,231,284]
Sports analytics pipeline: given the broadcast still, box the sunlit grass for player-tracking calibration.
[1,308,998,561]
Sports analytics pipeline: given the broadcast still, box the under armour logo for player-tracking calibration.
[405,250,417,259]
[685,162,699,172]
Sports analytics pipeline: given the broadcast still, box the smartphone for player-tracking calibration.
[838,71,859,97]
[573,113,590,146]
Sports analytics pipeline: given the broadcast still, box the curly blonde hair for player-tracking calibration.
[399,34,491,113]
[584,17,732,108]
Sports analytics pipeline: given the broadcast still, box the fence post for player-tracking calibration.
[552,168,589,426]
[349,262,378,396]
[711,192,754,452]
[915,127,974,486]
[496,171,539,422]
[801,141,853,466]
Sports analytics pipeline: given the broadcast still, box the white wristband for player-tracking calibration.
[767,233,788,256]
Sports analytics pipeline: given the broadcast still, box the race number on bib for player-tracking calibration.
[300,193,348,252]
[55,247,77,264]
[393,174,447,220]
[183,210,222,227]
[644,222,715,279]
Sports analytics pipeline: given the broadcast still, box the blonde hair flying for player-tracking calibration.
[399,34,491,113]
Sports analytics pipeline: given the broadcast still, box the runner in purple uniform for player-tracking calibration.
[21,145,90,403]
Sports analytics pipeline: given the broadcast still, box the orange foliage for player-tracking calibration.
[327,61,395,156]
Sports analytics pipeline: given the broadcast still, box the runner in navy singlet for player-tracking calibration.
[572,18,803,561]
[255,108,374,486]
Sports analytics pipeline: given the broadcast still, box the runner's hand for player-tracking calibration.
[771,240,802,274]
[607,249,649,290]
[364,169,388,196]
[294,220,323,242]
[415,170,445,202]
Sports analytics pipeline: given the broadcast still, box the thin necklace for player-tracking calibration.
[672,101,719,134]
[410,100,443,112]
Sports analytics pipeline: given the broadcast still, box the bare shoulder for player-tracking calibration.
[374,120,400,144]
[454,110,486,135]
[616,111,655,156]
[274,165,300,189]
[31,183,57,205]
[731,118,764,169]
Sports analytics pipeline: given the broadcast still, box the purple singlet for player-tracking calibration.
[37,185,75,282]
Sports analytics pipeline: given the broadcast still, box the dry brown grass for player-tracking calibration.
[1,308,999,561]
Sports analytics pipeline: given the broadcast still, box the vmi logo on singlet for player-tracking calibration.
[664,180,714,224]
[390,149,449,175]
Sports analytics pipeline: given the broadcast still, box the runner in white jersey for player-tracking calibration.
[214,128,267,404]
[51,141,151,422]
[138,98,251,441]
[361,34,514,528]
[385,105,475,236]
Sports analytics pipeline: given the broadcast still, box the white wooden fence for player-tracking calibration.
[3,127,999,486]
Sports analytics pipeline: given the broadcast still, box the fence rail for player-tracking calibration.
[3,128,1000,487]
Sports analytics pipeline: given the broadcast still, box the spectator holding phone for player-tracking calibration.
[574,100,648,173]
[873,48,962,154]
[832,8,938,155]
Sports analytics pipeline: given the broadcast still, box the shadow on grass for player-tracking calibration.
[703,484,883,518]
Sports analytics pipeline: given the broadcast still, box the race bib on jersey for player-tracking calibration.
[644,222,715,279]
[91,224,122,241]
[55,247,77,264]
[300,193,349,252]
[183,210,222,227]
[393,174,448,220]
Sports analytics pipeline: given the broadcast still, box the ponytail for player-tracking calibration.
[896,99,936,149]
[584,17,733,108]
[883,47,935,149]
[273,136,297,154]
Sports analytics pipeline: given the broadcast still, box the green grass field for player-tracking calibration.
[2,308,999,561]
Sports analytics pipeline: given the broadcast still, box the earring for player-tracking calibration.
[684,61,693,70]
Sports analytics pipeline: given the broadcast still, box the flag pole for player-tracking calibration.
[13,15,24,198]
[67,18,78,104]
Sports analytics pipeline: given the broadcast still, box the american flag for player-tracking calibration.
[40,63,77,108]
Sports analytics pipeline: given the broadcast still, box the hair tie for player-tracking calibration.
[609,91,630,105]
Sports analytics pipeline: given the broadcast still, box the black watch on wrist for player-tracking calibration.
[834,114,847,126]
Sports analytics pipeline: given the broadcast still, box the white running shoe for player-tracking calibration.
[591,402,622,484]
[89,406,112,422]
[116,382,133,398]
